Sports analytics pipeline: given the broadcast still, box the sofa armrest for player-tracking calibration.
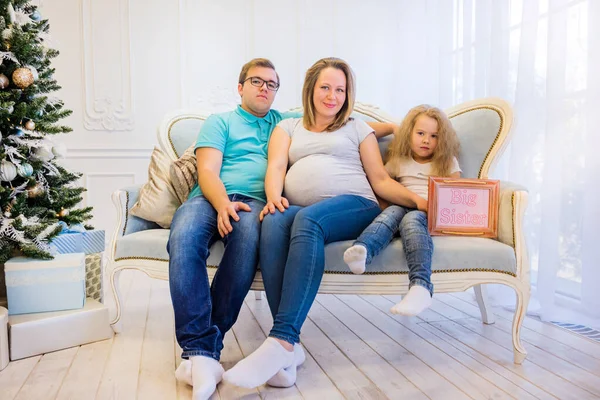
[111,185,161,239]
[498,180,530,280]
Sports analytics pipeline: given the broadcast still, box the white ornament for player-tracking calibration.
[1,29,12,41]
[0,160,18,182]
[0,51,18,65]
[33,146,55,162]
[7,4,16,23]
[14,9,32,26]
[52,143,67,158]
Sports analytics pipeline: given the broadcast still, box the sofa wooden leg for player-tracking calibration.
[254,291,263,300]
[474,284,495,324]
[512,286,530,364]
[109,267,124,332]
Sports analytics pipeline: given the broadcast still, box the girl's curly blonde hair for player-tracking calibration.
[386,104,460,177]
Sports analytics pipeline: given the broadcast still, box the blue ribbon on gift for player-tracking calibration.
[57,221,87,234]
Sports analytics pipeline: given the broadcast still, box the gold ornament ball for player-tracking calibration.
[58,208,70,217]
[25,120,35,130]
[0,73,8,89]
[12,67,35,89]
[27,183,44,198]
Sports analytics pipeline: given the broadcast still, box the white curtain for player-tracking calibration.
[422,0,600,321]
[50,0,597,320]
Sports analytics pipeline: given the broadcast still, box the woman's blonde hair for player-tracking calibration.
[386,105,460,177]
[302,57,355,132]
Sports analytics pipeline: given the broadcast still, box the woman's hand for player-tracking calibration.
[259,197,289,221]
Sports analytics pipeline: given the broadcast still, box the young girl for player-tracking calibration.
[344,105,461,316]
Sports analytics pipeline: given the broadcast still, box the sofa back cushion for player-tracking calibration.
[450,108,504,179]
[163,99,511,188]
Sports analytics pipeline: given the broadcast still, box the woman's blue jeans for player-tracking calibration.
[355,205,434,295]
[167,194,264,360]
[259,194,380,345]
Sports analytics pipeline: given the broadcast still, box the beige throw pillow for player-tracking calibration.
[130,147,181,228]
[170,144,197,203]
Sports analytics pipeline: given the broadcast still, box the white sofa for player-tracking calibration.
[107,97,531,363]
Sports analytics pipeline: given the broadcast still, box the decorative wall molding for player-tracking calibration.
[178,0,187,108]
[67,149,153,160]
[194,86,240,114]
[83,173,136,208]
[81,0,134,131]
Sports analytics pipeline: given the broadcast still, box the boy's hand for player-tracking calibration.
[217,201,251,237]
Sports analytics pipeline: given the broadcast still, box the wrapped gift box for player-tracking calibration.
[85,253,103,302]
[48,229,105,255]
[1,306,8,370]
[4,253,86,315]
[8,298,113,360]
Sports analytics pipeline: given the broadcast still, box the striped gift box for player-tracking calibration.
[48,233,83,254]
[81,230,105,254]
[49,230,105,255]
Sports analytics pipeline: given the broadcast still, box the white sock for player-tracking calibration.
[266,343,306,388]
[180,345,307,389]
[390,285,432,316]
[175,359,193,386]
[343,244,367,274]
[223,337,294,388]
[184,356,224,400]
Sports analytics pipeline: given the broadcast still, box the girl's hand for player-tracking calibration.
[416,197,428,213]
[259,197,289,221]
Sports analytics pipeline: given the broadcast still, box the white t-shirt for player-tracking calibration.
[385,156,461,201]
[277,118,377,207]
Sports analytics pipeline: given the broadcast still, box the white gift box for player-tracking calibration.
[1,306,8,371]
[8,298,113,360]
[4,253,86,315]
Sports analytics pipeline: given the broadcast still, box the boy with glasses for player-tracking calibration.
[167,58,298,400]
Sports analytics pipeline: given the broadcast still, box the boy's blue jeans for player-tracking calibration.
[259,194,381,345]
[354,205,434,295]
[167,194,264,360]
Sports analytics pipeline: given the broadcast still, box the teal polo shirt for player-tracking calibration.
[188,105,301,203]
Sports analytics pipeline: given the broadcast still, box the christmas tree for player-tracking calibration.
[0,0,92,263]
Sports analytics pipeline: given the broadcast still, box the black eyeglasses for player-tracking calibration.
[243,76,280,91]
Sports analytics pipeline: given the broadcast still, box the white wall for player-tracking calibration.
[39,0,444,234]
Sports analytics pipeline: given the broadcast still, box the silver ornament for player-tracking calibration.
[0,160,18,182]
[0,73,8,89]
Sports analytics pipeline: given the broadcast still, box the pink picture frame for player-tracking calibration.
[427,177,500,238]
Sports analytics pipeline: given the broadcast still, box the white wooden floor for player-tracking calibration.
[2,270,600,400]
